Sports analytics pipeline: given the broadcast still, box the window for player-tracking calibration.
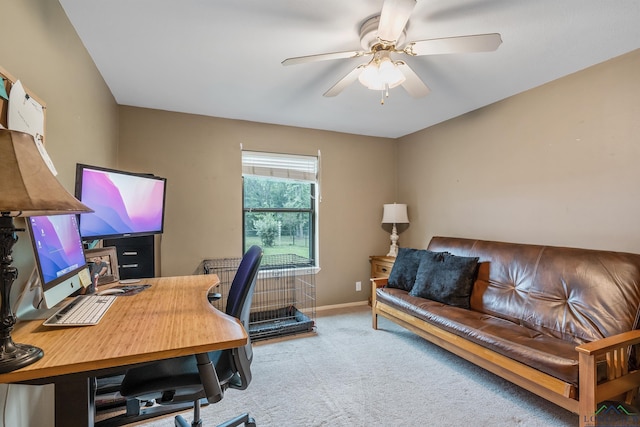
[242,151,318,267]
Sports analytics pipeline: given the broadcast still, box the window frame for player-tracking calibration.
[241,151,318,268]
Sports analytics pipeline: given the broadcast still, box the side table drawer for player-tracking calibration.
[369,256,395,278]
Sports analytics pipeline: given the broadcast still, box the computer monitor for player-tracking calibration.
[16,214,90,319]
[74,164,167,240]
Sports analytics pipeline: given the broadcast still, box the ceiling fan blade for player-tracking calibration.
[396,62,430,98]
[323,65,366,97]
[282,50,367,66]
[405,33,502,56]
[377,0,416,43]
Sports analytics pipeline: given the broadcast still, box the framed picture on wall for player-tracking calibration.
[85,247,119,285]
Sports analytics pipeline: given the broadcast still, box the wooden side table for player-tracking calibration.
[369,256,395,306]
[369,255,396,278]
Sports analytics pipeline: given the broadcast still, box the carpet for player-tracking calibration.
[134,306,576,426]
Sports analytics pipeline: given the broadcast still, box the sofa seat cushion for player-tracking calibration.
[377,287,581,386]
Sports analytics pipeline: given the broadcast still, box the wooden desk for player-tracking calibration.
[0,275,247,426]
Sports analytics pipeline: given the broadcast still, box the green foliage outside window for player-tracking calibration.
[253,214,278,247]
[243,176,315,264]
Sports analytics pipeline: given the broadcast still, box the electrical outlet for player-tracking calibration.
[356,281,362,291]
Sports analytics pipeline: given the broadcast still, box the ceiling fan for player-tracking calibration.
[282,0,502,103]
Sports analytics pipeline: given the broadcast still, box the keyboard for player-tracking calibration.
[44,295,117,326]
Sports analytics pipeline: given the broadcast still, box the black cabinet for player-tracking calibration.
[103,235,155,279]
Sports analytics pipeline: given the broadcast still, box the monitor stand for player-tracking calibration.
[14,269,58,321]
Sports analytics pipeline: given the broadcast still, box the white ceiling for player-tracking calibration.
[58,0,640,139]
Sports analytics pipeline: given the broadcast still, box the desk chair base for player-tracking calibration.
[175,412,255,427]
[94,399,207,427]
[174,395,255,427]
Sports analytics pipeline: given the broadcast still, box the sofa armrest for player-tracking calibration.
[576,330,640,356]
[370,278,388,330]
[576,330,640,426]
[370,277,388,288]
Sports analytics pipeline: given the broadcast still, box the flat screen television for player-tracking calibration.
[75,164,167,240]
[25,214,89,309]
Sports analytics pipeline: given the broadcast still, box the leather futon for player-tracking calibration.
[371,237,640,427]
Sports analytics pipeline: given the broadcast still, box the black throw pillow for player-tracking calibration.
[387,248,444,292]
[409,253,479,308]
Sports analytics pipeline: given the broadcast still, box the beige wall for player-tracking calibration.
[2,2,637,421]
[398,49,640,254]
[118,107,396,306]
[0,0,119,301]
[3,0,640,309]
[0,1,119,186]
[1,2,118,422]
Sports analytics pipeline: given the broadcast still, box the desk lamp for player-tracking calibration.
[0,129,92,374]
[382,203,409,257]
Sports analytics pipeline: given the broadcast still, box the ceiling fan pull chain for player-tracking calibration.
[379,83,392,105]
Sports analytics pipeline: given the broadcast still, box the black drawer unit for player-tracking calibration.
[103,235,155,279]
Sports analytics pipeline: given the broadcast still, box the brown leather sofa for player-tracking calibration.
[371,237,640,427]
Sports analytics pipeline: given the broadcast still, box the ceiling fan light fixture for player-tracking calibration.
[379,59,405,87]
[283,0,498,100]
[358,56,406,91]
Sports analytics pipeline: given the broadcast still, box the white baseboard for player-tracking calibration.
[315,301,368,312]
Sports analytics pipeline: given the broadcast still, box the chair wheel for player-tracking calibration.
[245,418,256,427]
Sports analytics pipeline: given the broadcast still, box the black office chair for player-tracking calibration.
[119,245,263,427]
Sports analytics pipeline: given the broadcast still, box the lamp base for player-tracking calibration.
[0,214,44,374]
[0,342,43,374]
[386,245,398,257]
[387,223,400,257]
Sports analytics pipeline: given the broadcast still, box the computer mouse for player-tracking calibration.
[97,288,125,296]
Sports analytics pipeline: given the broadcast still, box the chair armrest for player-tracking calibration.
[207,292,222,303]
[195,353,224,404]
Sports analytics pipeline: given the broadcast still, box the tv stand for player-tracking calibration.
[103,236,155,280]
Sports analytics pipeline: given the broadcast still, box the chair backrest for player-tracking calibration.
[118,246,263,406]
[226,245,263,327]
[224,245,262,390]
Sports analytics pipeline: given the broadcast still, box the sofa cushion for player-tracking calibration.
[409,253,479,309]
[377,287,582,386]
[427,237,640,345]
[387,248,441,292]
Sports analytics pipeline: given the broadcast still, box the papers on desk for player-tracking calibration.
[113,284,151,296]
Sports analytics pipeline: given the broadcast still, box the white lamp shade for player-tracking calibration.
[382,203,409,224]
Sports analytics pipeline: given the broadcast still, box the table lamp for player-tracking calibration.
[0,129,92,374]
[382,203,409,257]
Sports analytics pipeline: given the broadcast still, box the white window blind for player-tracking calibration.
[242,151,318,183]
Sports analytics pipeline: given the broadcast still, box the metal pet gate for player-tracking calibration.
[202,254,316,341]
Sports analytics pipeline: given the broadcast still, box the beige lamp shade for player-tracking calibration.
[382,203,409,224]
[381,203,409,257]
[0,129,92,216]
